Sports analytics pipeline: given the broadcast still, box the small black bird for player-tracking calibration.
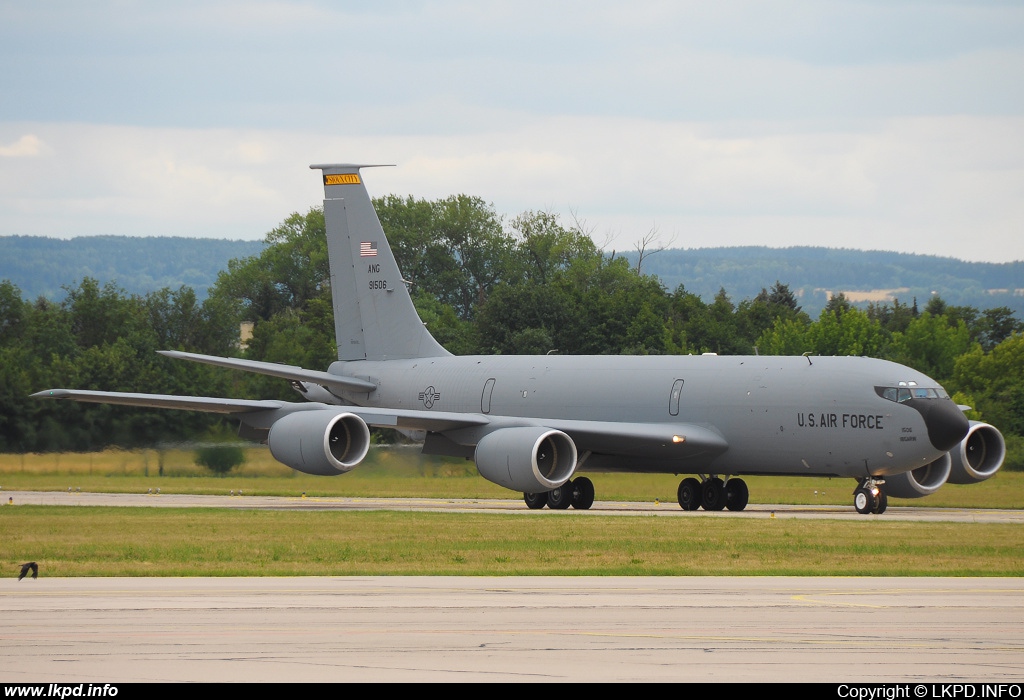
[18,562,37,580]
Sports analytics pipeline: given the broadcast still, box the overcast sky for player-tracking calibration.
[2,1,1022,262]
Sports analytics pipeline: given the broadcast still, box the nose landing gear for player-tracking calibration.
[853,479,887,514]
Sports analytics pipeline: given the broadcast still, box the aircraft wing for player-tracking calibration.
[158,350,378,393]
[424,413,728,460]
[331,405,492,433]
[31,389,492,433]
[329,410,726,458]
[31,389,286,414]
[32,389,722,458]
[521,417,729,460]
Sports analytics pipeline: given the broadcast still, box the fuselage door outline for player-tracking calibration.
[481,378,496,414]
[669,379,684,416]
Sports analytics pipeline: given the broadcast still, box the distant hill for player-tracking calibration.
[2,236,1022,320]
[620,246,1024,318]
[0,236,266,301]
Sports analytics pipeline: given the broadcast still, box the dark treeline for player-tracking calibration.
[0,235,265,301]
[627,246,1024,319]
[3,196,1023,465]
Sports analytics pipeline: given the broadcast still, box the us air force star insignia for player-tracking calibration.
[418,386,440,409]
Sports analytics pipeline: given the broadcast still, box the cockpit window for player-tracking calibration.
[876,385,948,403]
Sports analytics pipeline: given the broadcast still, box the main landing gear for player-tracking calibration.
[853,479,887,515]
[676,476,748,512]
[523,476,596,510]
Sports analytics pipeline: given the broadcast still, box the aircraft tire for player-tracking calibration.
[524,492,547,510]
[872,490,888,515]
[725,478,749,511]
[702,478,726,511]
[854,487,875,514]
[547,484,573,510]
[677,478,701,511]
[570,477,595,510]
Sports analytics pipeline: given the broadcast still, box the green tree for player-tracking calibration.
[376,194,509,320]
[867,298,917,334]
[804,305,886,357]
[952,333,1024,436]
[757,317,811,356]
[738,282,810,349]
[698,288,747,354]
[195,425,246,475]
[663,285,707,355]
[823,292,853,318]
[0,280,26,347]
[211,208,329,324]
[63,278,148,350]
[977,307,1023,352]
[889,312,975,380]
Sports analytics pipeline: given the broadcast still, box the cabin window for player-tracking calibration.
[876,385,946,403]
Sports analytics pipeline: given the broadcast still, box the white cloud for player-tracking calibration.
[0,3,1021,260]
[0,115,1021,262]
[0,134,46,158]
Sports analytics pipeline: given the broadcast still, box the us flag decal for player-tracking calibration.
[360,241,378,257]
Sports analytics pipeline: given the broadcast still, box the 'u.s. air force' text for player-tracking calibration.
[797,412,885,429]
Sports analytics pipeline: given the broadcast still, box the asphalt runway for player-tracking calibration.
[5,489,1024,524]
[2,576,1023,683]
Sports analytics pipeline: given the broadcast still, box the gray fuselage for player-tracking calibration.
[329,352,955,480]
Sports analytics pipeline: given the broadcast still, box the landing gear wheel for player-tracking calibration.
[524,492,547,510]
[677,478,701,511]
[854,487,876,515]
[702,477,726,511]
[547,484,573,510]
[872,490,888,514]
[570,477,595,510]
[725,478,749,511]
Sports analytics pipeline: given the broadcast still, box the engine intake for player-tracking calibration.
[268,410,371,476]
[947,421,1005,484]
[474,427,578,492]
[884,452,952,499]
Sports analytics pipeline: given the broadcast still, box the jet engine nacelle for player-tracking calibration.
[474,427,578,493]
[884,452,952,499]
[268,410,371,476]
[947,421,1005,484]
[885,421,1006,498]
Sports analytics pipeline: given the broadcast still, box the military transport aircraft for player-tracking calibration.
[34,164,1006,514]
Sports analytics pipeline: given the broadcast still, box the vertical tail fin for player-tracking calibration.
[311,164,450,361]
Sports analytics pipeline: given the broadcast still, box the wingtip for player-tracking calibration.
[31,389,68,399]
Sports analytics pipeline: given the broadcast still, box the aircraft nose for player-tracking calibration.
[913,398,970,452]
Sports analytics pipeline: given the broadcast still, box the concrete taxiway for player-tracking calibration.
[4,492,1022,682]
[5,489,1024,523]
[1,576,1023,683]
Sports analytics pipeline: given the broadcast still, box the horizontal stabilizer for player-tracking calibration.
[158,350,377,393]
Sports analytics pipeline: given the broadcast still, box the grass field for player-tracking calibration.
[2,447,1021,578]
[1,445,1021,508]
[4,506,1023,577]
